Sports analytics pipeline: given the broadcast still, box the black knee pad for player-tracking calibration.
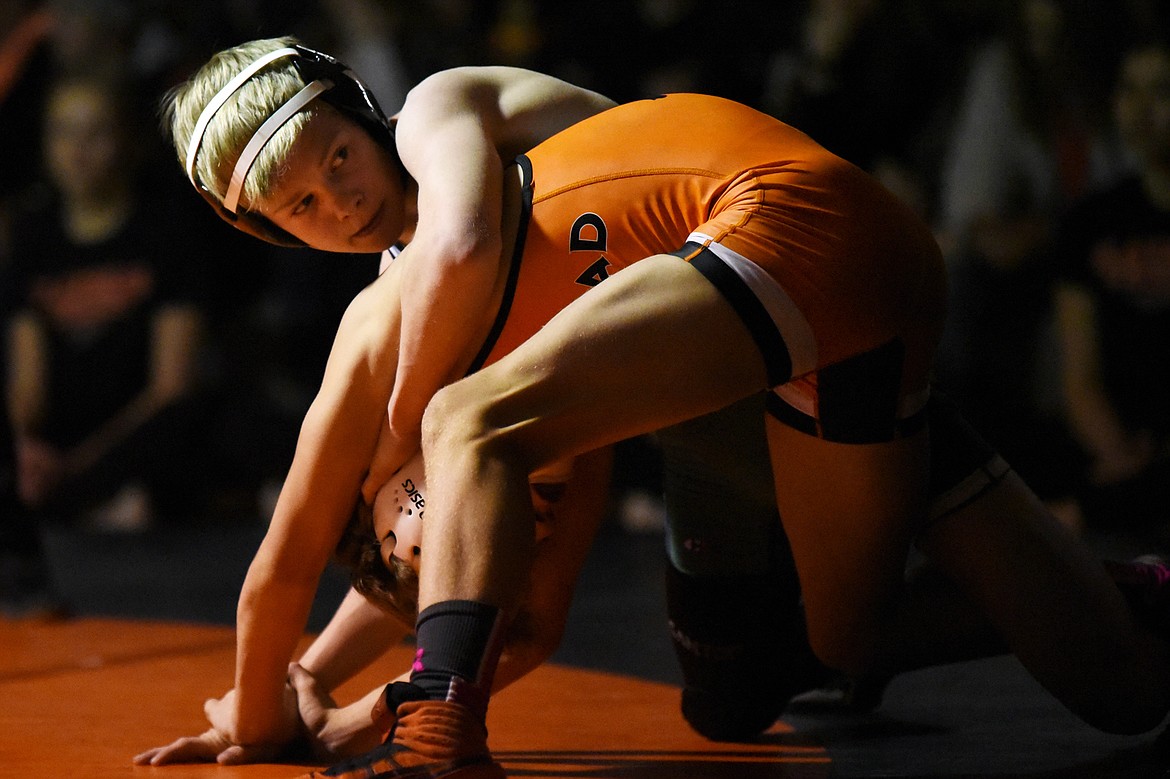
[666,552,828,741]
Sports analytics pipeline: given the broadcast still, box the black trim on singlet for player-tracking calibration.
[764,393,818,437]
[464,155,534,375]
[764,375,929,444]
[672,242,793,387]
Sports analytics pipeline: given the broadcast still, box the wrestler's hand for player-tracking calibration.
[132,686,297,766]
[132,727,235,765]
[133,725,290,766]
[136,685,300,766]
[290,663,387,759]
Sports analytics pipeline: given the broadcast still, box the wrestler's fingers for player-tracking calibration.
[132,733,222,765]
[203,693,233,734]
[131,747,161,765]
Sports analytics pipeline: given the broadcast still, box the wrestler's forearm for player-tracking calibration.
[388,235,500,444]
[233,554,317,746]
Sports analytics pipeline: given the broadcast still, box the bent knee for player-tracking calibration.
[421,380,540,478]
[421,381,494,452]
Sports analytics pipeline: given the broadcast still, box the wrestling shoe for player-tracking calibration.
[1104,556,1170,641]
[298,684,504,779]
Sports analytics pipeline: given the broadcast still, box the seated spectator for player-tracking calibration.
[4,70,210,531]
[933,0,1125,512]
[1054,36,1170,540]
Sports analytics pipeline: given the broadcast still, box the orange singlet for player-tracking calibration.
[470,93,946,444]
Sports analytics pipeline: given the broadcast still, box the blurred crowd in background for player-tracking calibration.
[2,0,1170,565]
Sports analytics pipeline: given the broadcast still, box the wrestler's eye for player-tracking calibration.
[331,146,348,169]
[291,194,314,216]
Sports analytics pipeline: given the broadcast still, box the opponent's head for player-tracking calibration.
[372,450,428,570]
[335,498,420,624]
[163,37,403,251]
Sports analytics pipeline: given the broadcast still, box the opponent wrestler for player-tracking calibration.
[150,37,1170,777]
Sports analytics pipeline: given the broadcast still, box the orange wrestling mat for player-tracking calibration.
[0,618,831,778]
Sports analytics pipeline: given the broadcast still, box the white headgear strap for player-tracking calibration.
[184,46,299,187]
[185,46,333,214]
[221,79,329,214]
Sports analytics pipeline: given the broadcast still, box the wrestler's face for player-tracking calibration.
[257,106,409,253]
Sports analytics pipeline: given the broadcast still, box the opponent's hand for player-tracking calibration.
[290,663,387,759]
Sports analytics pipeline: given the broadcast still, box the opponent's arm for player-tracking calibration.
[492,446,614,688]
[298,586,412,691]
[285,590,415,760]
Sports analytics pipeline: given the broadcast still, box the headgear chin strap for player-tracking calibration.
[185,44,395,247]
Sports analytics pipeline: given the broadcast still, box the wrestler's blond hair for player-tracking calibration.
[162,36,315,211]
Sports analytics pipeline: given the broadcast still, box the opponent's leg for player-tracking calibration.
[419,255,769,612]
[916,472,1170,734]
[840,396,1170,734]
[766,415,931,675]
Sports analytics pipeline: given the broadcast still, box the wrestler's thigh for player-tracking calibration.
[432,254,769,467]
[765,415,929,673]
